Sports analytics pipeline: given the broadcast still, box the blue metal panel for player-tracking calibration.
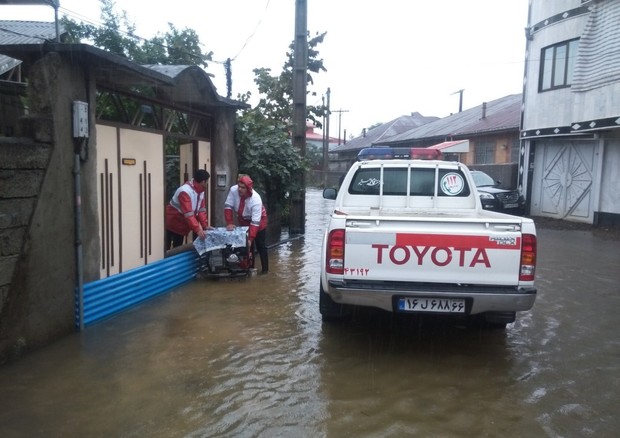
[77,251,199,327]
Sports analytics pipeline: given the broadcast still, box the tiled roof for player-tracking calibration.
[332,112,439,152]
[384,94,522,145]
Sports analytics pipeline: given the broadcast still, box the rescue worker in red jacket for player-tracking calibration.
[224,175,269,274]
[166,169,211,249]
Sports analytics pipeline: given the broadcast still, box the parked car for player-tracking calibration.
[470,170,525,214]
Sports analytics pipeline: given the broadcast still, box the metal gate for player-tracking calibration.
[530,140,600,223]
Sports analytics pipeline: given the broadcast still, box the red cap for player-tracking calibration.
[238,175,254,195]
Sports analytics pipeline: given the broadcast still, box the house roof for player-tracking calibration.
[428,139,470,153]
[0,20,61,74]
[305,123,339,144]
[0,41,246,111]
[383,94,522,145]
[331,112,439,152]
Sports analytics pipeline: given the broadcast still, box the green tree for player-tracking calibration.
[234,104,306,210]
[251,32,327,125]
[61,0,211,66]
[235,32,328,216]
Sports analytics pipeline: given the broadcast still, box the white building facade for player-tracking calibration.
[520,0,620,226]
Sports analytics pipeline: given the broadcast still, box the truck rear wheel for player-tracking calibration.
[319,283,351,321]
[485,311,515,326]
[468,312,515,329]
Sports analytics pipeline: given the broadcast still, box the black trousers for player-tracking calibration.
[167,230,186,249]
[252,228,268,273]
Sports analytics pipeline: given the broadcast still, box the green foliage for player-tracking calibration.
[235,105,308,209]
[234,32,328,215]
[251,32,327,126]
[61,0,211,66]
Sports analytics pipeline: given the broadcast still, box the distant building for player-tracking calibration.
[329,112,439,174]
[382,95,522,168]
[520,0,620,226]
[330,96,523,190]
[0,20,62,135]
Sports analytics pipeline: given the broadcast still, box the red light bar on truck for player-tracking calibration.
[410,148,443,160]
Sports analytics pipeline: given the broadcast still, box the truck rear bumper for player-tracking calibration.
[325,280,536,315]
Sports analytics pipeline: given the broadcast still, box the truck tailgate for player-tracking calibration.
[343,218,523,286]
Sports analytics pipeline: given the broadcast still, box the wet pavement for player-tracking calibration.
[0,188,619,437]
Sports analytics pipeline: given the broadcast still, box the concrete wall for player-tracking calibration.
[599,132,620,218]
[0,138,50,360]
[523,2,587,131]
[212,109,238,229]
[0,52,96,363]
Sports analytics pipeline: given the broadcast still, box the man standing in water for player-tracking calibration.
[166,169,211,249]
[224,175,269,274]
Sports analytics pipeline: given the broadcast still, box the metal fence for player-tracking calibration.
[78,250,199,327]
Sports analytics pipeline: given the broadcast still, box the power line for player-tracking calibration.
[230,0,271,62]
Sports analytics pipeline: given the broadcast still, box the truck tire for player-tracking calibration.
[319,283,352,321]
[481,311,516,329]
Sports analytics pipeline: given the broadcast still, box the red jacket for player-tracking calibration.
[166,179,208,236]
[224,176,267,240]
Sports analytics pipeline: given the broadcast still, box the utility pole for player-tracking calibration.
[322,88,331,187]
[290,0,307,235]
[332,109,349,145]
[451,89,464,113]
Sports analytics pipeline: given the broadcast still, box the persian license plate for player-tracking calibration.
[504,203,518,208]
[398,297,465,313]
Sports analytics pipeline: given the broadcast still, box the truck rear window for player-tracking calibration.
[348,168,471,197]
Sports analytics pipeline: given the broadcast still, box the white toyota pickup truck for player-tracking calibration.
[320,152,537,328]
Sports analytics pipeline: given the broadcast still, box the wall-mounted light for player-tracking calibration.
[217,173,227,187]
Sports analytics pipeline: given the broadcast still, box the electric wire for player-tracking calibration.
[54,2,272,66]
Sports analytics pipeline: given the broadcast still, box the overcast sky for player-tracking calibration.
[2,0,529,138]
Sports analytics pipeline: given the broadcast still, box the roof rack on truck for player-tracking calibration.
[357,147,443,161]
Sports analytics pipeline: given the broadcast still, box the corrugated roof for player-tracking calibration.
[145,64,245,108]
[0,20,61,74]
[0,42,246,111]
[384,94,522,145]
[331,112,439,152]
[428,139,470,152]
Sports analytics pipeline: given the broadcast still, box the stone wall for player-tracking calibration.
[0,134,53,362]
[0,52,91,364]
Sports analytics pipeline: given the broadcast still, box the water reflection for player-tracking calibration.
[0,189,618,437]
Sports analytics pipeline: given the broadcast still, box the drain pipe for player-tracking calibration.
[74,150,84,331]
[72,100,89,331]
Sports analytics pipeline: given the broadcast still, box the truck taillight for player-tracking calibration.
[520,233,536,281]
[326,229,345,274]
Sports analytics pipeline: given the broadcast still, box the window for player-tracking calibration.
[348,168,470,197]
[510,140,520,164]
[474,141,495,165]
[539,39,579,91]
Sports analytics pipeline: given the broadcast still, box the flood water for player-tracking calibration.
[1,188,619,437]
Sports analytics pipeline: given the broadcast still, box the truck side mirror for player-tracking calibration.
[323,188,337,200]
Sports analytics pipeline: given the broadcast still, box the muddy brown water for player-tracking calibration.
[1,188,619,437]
